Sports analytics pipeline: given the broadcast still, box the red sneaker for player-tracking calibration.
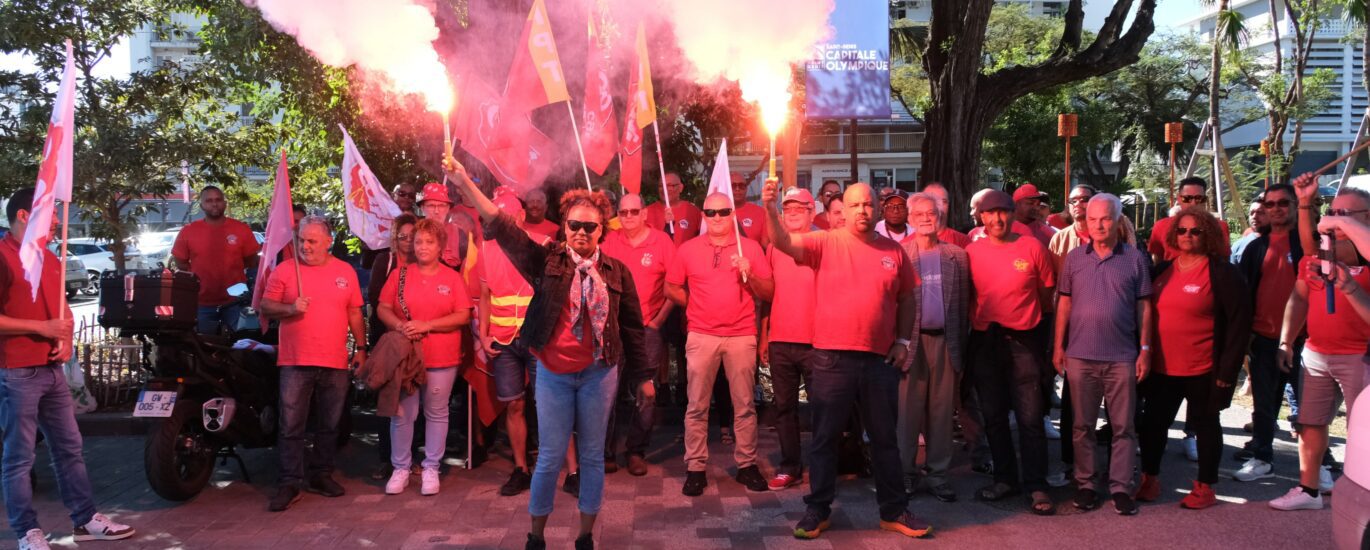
[1135,473,1161,502]
[768,473,801,491]
[1180,481,1216,510]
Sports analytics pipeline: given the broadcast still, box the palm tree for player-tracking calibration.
[1203,0,1248,221]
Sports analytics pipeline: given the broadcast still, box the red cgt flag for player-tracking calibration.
[19,39,76,301]
[453,73,558,192]
[252,150,295,332]
[580,16,617,176]
[619,24,656,195]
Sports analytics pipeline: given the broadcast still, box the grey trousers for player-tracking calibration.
[897,333,958,486]
[1065,357,1137,495]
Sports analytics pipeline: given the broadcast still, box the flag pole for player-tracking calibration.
[564,102,594,192]
[58,200,69,317]
[651,119,674,235]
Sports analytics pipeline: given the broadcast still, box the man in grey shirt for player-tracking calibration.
[1053,193,1154,516]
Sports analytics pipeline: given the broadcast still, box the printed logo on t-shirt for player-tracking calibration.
[226,234,238,245]
[641,253,654,267]
[742,218,753,228]
[1183,284,1202,294]
[679,220,690,229]
[1352,267,1365,276]
[334,277,348,289]
[437,284,451,296]
[1013,258,1030,273]
[880,256,895,271]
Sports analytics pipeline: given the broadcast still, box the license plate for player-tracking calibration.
[133,390,178,418]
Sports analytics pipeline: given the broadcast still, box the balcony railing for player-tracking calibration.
[708,132,924,157]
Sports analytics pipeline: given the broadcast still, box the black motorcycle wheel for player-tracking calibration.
[144,397,218,501]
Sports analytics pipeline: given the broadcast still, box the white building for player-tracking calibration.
[1183,0,1367,176]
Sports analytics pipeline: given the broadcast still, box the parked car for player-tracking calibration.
[61,253,87,299]
[1333,396,1370,549]
[63,238,149,295]
[136,230,180,268]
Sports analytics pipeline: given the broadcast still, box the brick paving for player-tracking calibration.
[3,402,1341,549]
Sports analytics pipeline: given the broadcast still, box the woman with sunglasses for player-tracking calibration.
[1136,207,1251,510]
[442,157,649,550]
[365,213,418,480]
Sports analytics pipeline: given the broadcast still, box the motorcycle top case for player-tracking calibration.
[98,270,200,331]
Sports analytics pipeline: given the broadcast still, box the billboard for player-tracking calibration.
[804,0,891,119]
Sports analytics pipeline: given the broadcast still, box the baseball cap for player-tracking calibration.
[781,187,814,205]
[419,182,453,205]
[1012,183,1049,203]
[492,186,524,217]
[978,190,1015,212]
[882,189,908,204]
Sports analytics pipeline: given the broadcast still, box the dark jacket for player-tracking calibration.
[1232,228,1302,305]
[1152,257,1253,409]
[485,212,650,382]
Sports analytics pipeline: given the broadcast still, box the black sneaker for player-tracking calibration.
[574,533,594,550]
[305,474,345,498]
[929,483,957,503]
[268,485,302,512]
[562,471,580,498]
[501,468,531,497]
[1073,488,1099,511]
[793,508,831,539]
[879,511,933,538]
[525,533,546,550]
[682,471,708,497]
[971,461,994,476]
[1112,492,1138,515]
[736,465,767,492]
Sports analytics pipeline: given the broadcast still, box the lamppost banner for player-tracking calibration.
[804,0,891,119]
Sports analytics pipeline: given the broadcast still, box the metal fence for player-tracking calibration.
[73,313,148,410]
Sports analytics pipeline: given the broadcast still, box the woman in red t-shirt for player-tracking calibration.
[1138,207,1252,510]
[376,219,470,496]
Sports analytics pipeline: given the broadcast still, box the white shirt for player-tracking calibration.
[875,220,911,242]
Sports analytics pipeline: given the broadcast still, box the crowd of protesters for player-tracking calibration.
[1,155,1366,549]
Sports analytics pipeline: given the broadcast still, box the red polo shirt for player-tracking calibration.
[966,235,1055,331]
[734,202,768,243]
[645,201,704,246]
[1154,261,1216,376]
[601,228,676,322]
[666,234,770,336]
[171,218,260,306]
[801,230,918,353]
[1299,256,1370,355]
[767,239,817,345]
[0,236,64,368]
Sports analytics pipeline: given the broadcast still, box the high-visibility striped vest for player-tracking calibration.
[481,234,548,345]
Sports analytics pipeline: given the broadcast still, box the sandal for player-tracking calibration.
[1030,490,1056,515]
[976,482,1020,502]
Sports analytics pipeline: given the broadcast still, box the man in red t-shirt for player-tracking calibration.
[1011,183,1057,247]
[1149,177,1232,263]
[645,172,704,246]
[965,190,1057,513]
[920,183,971,248]
[764,180,930,539]
[418,182,473,273]
[730,172,769,246]
[1268,180,1370,510]
[666,192,773,496]
[0,188,136,545]
[260,217,365,512]
[1230,183,1301,482]
[760,187,819,491]
[601,193,676,476]
[813,180,843,230]
[171,185,261,335]
[522,187,559,239]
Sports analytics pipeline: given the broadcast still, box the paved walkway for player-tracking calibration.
[6,402,1341,549]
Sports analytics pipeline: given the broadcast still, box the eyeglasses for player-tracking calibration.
[1068,197,1092,205]
[1328,208,1370,217]
[1175,227,1205,236]
[782,205,812,214]
[883,203,907,211]
[1179,195,1207,203]
[566,220,600,234]
[619,208,642,216]
[703,208,733,218]
[1262,199,1293,209]
[393,190,416,199]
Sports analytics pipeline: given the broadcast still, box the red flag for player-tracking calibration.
[502,0,570,116]
[252,150,295,332]
[580,17,617,175]
[454,74,559,192]
[19,39,76,301]
[619,24,655,195]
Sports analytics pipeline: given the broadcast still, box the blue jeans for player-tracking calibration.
[278,366,349,487]
[528,361,618,517]
[0,365,96,538]
[197,303,242,335]
[390,368,457,470]
[1248,334,1300,464]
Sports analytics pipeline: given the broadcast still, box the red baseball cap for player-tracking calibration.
[781,187,814,205]
[1012,183,1049,203]
[419,182,453,205]
[492,186,524,217]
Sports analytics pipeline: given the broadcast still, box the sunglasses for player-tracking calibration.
[1179,195,1207,203]
[1262,199,1292,209]
[1175,227,1205,236]
[1328,208,1370,217]
[393,191,416,199]
[566,220,600,234]
[619,208,642,216]
[703,208,733,218]
[1068,197,1092,205]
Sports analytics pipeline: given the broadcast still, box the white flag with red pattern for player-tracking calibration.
[252,150,295,332]
[19,39,77,301]
[340,126,401,249]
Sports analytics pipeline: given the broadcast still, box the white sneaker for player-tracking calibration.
[385,468,410,494]
[1046,468,1071,488]
[1319,465,1335,493]
[1269,486,1323,510]
[1043,417,1061,440]
[1182,435,1199,462]
[73,513,135,541]
[1234,458,1274,482]
[421,467,441,496]
[18,529,49,550]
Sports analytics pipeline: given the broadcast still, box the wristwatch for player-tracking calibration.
[1139,345,1151,352]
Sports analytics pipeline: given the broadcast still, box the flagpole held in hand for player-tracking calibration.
[651,119,673,236]
[565,102,594,192]
[291,227,303,297]
[58,200,69,317]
